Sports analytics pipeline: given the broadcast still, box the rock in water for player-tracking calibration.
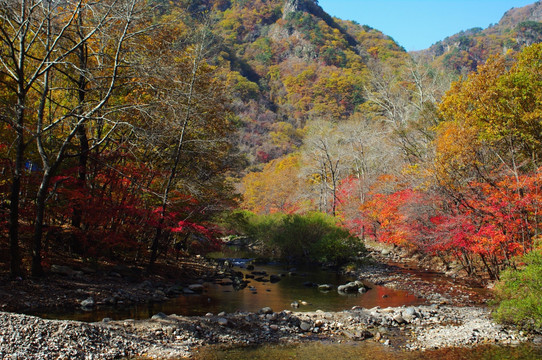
[259,307,273,315]
[318,284,333,291]
[152,312,168,320]
[188,284,204,293]
[80,297,95,309]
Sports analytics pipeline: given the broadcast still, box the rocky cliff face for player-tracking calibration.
[498,1,542,27]
[282,0,323,18]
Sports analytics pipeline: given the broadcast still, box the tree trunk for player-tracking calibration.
[71,19,89,230]
[71,124,88,229]
[9,95,25,278]
[31,173,51,277]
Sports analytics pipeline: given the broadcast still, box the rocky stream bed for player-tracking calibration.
[0,304,536,359]
[0,248,540,359]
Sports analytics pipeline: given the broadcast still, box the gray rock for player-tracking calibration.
[217,318,228,326]
[188,284,204,293]
[151,312,168,320]
[259,307,273,315]
[299,321,311,331]
[166,286,183,296]
[393,314,405,324]
[154,290,166,297]
[51,265,83,278]
[139,280,153,289]
[318,284,333,291]
[80,297,95,309]
[338,281,364,293]
[104,297,116,305]
[403,307,416,317]
[291,301,299,308]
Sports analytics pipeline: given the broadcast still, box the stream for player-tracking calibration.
[195,341,542,360]
[34,247,426,322]
[24,247,542,359]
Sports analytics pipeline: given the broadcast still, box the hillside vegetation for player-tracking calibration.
[1,3,542,334]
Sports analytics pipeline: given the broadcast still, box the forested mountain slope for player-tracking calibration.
[415,1,542,74]
[182,0,408,167]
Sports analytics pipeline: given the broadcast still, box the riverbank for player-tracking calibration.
[0,304,537,359]
[351,243,491,306]
[0,258,222,314]
[0,248,539,358]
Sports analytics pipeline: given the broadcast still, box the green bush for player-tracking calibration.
[492,245,542,332]
[224,210,365,265]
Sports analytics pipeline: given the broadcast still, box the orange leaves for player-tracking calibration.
[359,189,427,247]
[242,154,302,214]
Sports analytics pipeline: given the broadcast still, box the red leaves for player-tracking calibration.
[341,168,542,274]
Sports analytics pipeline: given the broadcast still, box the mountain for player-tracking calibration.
[168,0,408,167]
[415,1,542,75]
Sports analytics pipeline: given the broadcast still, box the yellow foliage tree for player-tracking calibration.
[242,154,303,214]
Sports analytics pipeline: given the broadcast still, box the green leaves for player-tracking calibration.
[493,244,542,331]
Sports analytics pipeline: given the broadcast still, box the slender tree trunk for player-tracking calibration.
[32,172,51,277]
[9,92,25,278]
[72,125,89,229]
[148,30,205,271]
[72,17,89,230]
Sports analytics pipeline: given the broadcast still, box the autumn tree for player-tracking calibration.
[0,0,150,276]
[242,154,302,214]
[139,13,236,269]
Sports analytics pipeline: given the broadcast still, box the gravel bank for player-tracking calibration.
[0,303,533,359]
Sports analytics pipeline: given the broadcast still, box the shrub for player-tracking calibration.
[224,210,364,265]
[492,244,542,332]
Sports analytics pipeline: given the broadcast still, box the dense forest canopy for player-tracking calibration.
[0,0,541,295]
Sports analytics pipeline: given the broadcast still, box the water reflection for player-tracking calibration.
[195,342,542,360]
[32,249,427,322]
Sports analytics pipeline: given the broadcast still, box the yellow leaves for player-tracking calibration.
[434,121,480,187]
[436,44,542,184]
[241,154,302,214]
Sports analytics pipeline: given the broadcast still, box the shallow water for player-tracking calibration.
[33,250,425,322]
[194,341,542,360]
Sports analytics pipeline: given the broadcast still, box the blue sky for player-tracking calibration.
[318,0,536,51]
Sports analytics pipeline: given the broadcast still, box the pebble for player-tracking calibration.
[0,304,531,359]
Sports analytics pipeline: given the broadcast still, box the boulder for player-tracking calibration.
[80,297,95,309]
[299,321,311,332]
[188,284,204,293]
[259,307,273,315]
[392,314,405,324]
[338,282,359,293]
[318,284,333,291]
[51,265,84,278]
[151,312,168,320]
[269,274,281,283]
